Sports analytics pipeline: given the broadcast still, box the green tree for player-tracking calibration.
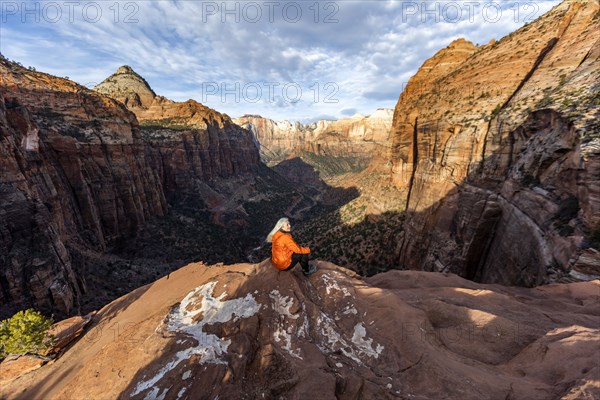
[0,309,54,358]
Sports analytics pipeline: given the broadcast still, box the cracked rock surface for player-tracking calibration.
[2,260,598,399]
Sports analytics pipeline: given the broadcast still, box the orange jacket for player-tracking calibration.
[271,230,310,270]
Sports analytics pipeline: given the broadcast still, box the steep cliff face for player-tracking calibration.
[299,109,394,173]
[2,261,598,399]
[0,58,167,317]
[234,109,393,176]
[0,58,261,317]
[94,66,262,196]
[232,115,316,162]
[391,0,600,285]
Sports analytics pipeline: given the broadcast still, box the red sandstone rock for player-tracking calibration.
[42,312,95,356]
[0,355,48,386]
[234,109,393,175]
[0,58,260,317]
[0,261,597,399]
[390,0,600,285]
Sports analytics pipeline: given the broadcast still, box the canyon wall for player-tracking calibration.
[94,66,262,198]
[0,58,261,317]
[391,0,600,285]
[234,109,393,176]
[232,115,317,163]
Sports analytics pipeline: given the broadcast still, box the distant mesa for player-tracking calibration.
[233,109,394,175]
[239,114,264,119]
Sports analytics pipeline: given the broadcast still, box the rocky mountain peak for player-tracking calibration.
[395,37,478,103]
[370,108,394,119]
[94,67,239,129]
[115,65,136,74]
[94,65,156,109]
[447,37,476,49]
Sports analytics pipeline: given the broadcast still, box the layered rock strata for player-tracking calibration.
[390,0,600,285]
[234,109,393,175]
[0,57,260,317]
[233,115,317,162]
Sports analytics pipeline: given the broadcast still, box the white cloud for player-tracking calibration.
[0,0,561,121]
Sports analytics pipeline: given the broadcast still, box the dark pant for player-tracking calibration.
[284,253,310,273]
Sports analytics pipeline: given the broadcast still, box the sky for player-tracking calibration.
[1,0,560,122]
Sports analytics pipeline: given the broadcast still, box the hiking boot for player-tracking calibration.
[303,263,318,276]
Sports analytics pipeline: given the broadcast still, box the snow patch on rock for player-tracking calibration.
[316,313,384,365]
[342,305,358,315]
[269,290,299,319]
[131,281,261,397]
[352,323,384,359]
[270,290,303,359]
[321,274,351,297]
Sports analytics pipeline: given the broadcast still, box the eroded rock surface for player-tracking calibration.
[0,58,260,317]
[390,0,600,285]
[1,261,598,399]
[234,109,393,177]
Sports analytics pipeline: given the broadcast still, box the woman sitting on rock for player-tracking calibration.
[266,218,317,276]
